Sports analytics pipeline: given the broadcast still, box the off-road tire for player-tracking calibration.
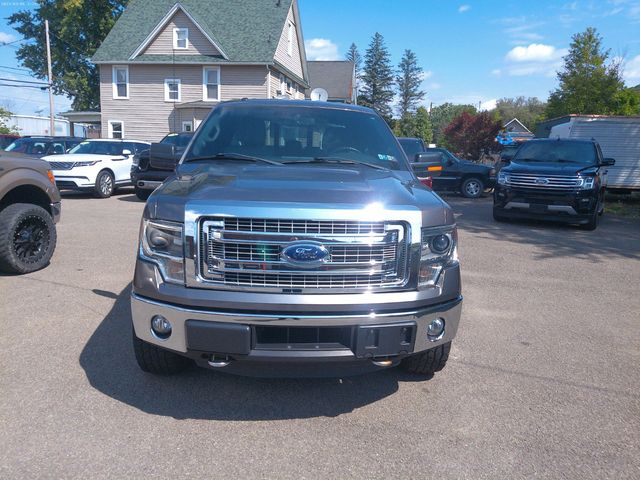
[493,207,508,222]
[134,186,152,201]
[0,203,57,274]
[132,329,192,374]
[400,342,451,375]
[94,170,114,198]
[461,177,484,198]
[580,211,599,231]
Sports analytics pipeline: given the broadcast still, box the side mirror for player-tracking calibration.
[601,158,615,166]
[149,143,180,170]
[122,149,132,156]
[413,160,443,178]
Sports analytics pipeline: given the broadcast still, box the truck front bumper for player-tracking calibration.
[131,293,462,376]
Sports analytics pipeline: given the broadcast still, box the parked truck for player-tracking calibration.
[541,115,640,193]
[130,100,462,378]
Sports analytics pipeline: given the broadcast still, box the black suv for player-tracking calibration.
[493,138,614,230]
[131,132,194,200]
[4,136,83,158]
[397,137,495,198]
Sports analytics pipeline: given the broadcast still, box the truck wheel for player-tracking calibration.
[94,170,114,198]
[461,177,484,198]
[580,211,599,231]
[0,203,57,274]
[134,186,151,201]
[132,329,192,374]
[493,207,508,222]
[400,342,451,376]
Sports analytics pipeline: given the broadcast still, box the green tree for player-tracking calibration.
[612,88,640,115]
[443,111,502,160]
[495,96,547,131]
[396,49,425,119]
[360,32,395,121]
[0,107,18,134]
[8,0,128,111]
[414,106,433,144]
[345,43,362,80]
[429,102,477,146]
[546,27,624,117]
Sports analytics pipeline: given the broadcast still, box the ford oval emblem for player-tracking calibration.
[535,177,549,185]
[282,242,329,267]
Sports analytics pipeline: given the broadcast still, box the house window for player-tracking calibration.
[112,66,129,99]
[164,78,181,102]
[182,121,193,132]
[286,78,292,95]
[279,74,286,96]
[203,67,220,101]
[287,22,293,56]
[173,28,189,49]
[108,121,124,139]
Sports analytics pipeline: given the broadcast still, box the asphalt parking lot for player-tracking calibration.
[1,190,639,479]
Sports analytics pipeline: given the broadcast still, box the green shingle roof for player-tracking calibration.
[92,0,293,64]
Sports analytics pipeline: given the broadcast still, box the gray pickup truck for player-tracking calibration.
[131,100,462,377]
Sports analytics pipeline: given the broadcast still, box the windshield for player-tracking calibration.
[183,104,408,171]
[5,138,64,155]
[398,138,424,160]
[69,141,125,155]
[163,134,193,147]
[513,141,597,165]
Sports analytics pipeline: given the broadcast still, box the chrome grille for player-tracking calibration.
[223,218,385,234]
[49,161,74,170]
[508,174,581,190]
[200,218,408,292]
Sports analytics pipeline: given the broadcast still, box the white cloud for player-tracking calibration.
[419,70,433,80]
[0,32,18,44]
[428,82,442,90]
[505,43,562,62]
[622,54,640,83]
[491,69,502,76]
[304,38,339,61]
[458,4,471,13]
[479,99,497,111]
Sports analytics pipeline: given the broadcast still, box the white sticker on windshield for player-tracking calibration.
[378,154,395,161]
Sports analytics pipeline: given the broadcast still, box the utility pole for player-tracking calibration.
[45,20,55,136]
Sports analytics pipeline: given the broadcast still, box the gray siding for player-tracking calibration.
[100,64,268,141]
[274,5,303,79]
[142,10,221,57]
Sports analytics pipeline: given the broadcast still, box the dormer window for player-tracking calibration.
[173,28,189,49]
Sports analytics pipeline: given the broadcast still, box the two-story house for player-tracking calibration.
[92,0,309,141]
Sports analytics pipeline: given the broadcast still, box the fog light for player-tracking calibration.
[151,315,172,339]
[427,318,445,340]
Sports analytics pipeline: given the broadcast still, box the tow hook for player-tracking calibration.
[208,355,231,368]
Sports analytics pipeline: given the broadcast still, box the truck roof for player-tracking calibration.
[220,98,375,114]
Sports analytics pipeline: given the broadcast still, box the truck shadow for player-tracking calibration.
[447,197,640,262]
[79,284,415,420]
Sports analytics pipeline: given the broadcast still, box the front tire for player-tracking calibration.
[94,170,114,198]
[493,207,508,222]
[132,329,192,374]
[580,211,599,231]
[400,342,451,375]
[461,177,484,198]
[0,203,57,274]
[134,186,151,201]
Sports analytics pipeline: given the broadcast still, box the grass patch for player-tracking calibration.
[605,192,640,218]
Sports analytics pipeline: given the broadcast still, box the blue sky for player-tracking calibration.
[1,0,639,116]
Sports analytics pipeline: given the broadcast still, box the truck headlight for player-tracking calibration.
[419,226,458,288]
[578,176,595,190]
[497,172,510,185]
[140,219,184,284]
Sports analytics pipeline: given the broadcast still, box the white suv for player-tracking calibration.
[42,139,150,198]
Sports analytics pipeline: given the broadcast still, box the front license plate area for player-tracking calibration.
[354,322,416,358]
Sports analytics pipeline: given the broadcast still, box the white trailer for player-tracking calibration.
[549,116,640,191]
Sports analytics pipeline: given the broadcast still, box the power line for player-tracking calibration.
[0,65,32,73]
[0,77,48,85]
[0,83,48,89]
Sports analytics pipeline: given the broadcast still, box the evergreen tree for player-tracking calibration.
[396,49,425,119]
[414,107,433,143]
[345,43,362,79]
[360,32,395,121]
[546,27,625,117]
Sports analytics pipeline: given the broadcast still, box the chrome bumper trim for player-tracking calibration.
[504,201,577,215]
[131,292,462,355]
[137,180,162,189]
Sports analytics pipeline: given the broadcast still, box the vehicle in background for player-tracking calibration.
[397,137,495,198]
[4,136,83,158]
[131,132,194,201]
[41,139,150,198]
[0,134,20,150]
[538,115,640,193]
[0,151,61,273]
[130,99,461,378]
[493,138,614,230]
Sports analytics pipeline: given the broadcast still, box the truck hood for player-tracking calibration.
[146,163,453,226]
[504,160,596,175]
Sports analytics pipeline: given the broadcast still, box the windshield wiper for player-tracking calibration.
[284,157,391,171]
[185,152,283,165]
